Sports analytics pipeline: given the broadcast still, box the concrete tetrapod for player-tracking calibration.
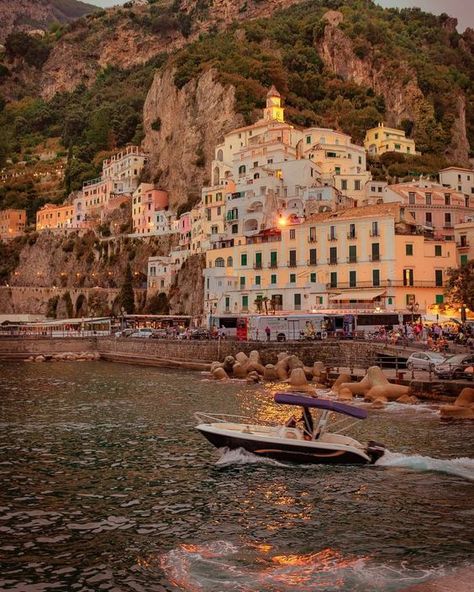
[439,387,474,420]
[339,366,411,401]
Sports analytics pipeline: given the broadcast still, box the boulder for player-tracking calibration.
[439,387,474,420]
[222,356,235,374]
[338,387,353,401]
[212,367,228,380]
[235,352,249,364]
[288,368,308,387]
[25,356,35,362]
[246,361,266,375]
[263,364,278,381]
[246,371,260,383]
[232,362,248,379]
[248,350,262,365]
[35,355,45,362]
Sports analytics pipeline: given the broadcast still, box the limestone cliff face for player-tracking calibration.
[168,254,205,317]
[318,15,470,163]
[142,67,244,208]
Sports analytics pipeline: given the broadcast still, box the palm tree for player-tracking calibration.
[262,296,269,315]
[254,296,263,314]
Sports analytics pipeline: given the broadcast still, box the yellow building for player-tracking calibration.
[454,220,474,266]
[0,209,26,239]
[204,204,455,316]
[364,123,417,156]
[36,203,74,230]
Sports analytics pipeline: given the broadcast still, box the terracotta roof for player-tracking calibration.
[305,203,405,223]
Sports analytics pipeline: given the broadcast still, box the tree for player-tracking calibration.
[145,292,169,314]
[445,262,474,319]
[118,264,135,314]
[254,296,263,313]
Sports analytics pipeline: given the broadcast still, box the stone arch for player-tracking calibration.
[243,218,259,233]
[215,257,225,267]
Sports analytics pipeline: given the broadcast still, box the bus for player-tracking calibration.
[248,314,326,342]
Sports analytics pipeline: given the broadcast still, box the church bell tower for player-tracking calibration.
[264,86,284,122]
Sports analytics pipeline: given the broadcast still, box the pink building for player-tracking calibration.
[132,183,169,234]
[385,179,474,240]
[178,212,192,248]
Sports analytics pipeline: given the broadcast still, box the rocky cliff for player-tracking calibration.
[0,0,98,43]
[142,67,244,207]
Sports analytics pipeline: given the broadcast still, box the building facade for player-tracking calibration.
[132,183,169,235]
[36,203,74,231]
[364,123,417,156]
[439,166,474,197]
[0,209,26,239]
[454,220,474,266]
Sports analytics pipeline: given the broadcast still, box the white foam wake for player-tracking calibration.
[375,450,474,481]
[159,540,452,592]
[215,447,286,467]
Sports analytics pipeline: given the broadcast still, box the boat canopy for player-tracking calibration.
[275,393,368,420]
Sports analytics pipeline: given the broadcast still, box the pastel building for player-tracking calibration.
[132,183,169,235]
[0,209,26,239]
[147,256,175,293]
[36,203,74,230]
[204,204,455,317]
[454,220,474,266]
[439,166,474,198]
[178,212,192,250]
[364,123,417,156]
[102,145,147,194]
[384,178,474,240]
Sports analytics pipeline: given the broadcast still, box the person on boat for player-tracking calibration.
[284,409,314,440]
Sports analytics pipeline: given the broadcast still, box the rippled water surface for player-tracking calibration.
[0,361,473,591]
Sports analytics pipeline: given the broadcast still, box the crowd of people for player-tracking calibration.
[369,321,474,351]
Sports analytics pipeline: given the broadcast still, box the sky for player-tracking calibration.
[87,1,474,31]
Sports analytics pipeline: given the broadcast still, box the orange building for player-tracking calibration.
[36,203,74,231]
[0,209,26,239]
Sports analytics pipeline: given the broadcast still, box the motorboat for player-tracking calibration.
[195,392,385,465]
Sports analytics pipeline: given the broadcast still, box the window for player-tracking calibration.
[406,244,413,256]
[215,257,225,267]
[373,269,380,287]
[335,167,341,175]
[242,295,248,310]
[371,221,379,236]
[354,180,361,191]
[329,247,337,265]
[461,254,468,265]
[444,194,451,206]
[435,270,443,287]
[309,227,317,242]
[425,193,432,205]
[349,270,357,288]
[255,252,262,269]
[444,212,452,227]
[341,180,348,191]
[232,224,238,234]
[348,223,356,238]
[408,192,416,204]
[435,245,442,257]
[425,212,432,225]
[241,253,247,266]
[395,143,401,150]
[348,245,357,263]
[435,294,444,304]
[329,225,336,240]
[289,229,296,240]
[388,297,393,305]
[306,135,311,144]
[371,243,380,261]
[290,273,296,283]
[294,293,301,310]
[240,276,246,287]
[255,276,261,285]
[253,161,258,168]
[270,274,277,284]
[289,250,297,267]
[225,296,230,311]
[309,248,317,265]
[238,165,246,175]
[330,272,337,288]
[310,272,317,283]
[403,269,414,287]
[270,251,278,268]
[226,256,233,267]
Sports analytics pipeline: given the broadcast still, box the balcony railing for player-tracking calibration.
[269,262,278,269]
[253,263,262,269]
[325,280,440,289]
[307,259,318,266]
[308,237,318,243]
[456,241,470,249]
[328,258,338,265]
[369,254,381,261]
[288,261,297,268]
[328,235,338,241]
[347,257,357,263]
[369,230,380,237]
[347,233,357,240]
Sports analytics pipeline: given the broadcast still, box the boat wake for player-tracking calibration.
[159,540,451,592]
[215,447,474,481]
[375,450,474,482]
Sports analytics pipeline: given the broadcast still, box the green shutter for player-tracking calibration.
[435,294,444,304]
[240,276,245,287]
[241,253,247,266]
[255,276,261,285]
[461,254,468,265]
[310,272,316,283]
[271,274,277,284]
[242,295,248,309]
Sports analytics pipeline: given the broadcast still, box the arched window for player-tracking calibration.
[216,149,224,162]
[226,256,233,267]
[213,166,220,185]
[254,173,260,179]
[238,165,246,175]
[215,257,225,267]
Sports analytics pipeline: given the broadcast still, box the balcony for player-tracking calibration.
[443,224,454,229]
[369,254,381,261]
[253,263,262,269]
[347,257,357,264]
[288,261,297,268]
[307,259,318,266]
[328,258,338,265]
[308,237,318,243]
[328,235,338,241]
[269,262,278,269]
[456,241,470,250]
[347,233,357,240]
[369,230,380,237]
[325,280,440,289]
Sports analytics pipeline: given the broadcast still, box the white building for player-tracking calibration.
[439,166,474,198]
[147,256,175,293]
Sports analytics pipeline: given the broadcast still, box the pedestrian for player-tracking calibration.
[265,325,271,342]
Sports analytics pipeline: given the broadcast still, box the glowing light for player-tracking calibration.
[278,216,287,227]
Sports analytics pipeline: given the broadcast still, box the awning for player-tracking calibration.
[329,289,386,302]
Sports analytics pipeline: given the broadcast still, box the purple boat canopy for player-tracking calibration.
[274,393,368,420]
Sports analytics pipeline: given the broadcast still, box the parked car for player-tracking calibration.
[190,328,210,340]
[151,329,169,339]
[434,353,474,380]
[114,328,134,338]
[129,328,154,339]
[406,351,446,371]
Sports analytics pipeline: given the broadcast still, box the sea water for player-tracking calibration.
[0,361,472,591]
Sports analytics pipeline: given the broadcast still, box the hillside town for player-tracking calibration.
[1,87,473,323]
